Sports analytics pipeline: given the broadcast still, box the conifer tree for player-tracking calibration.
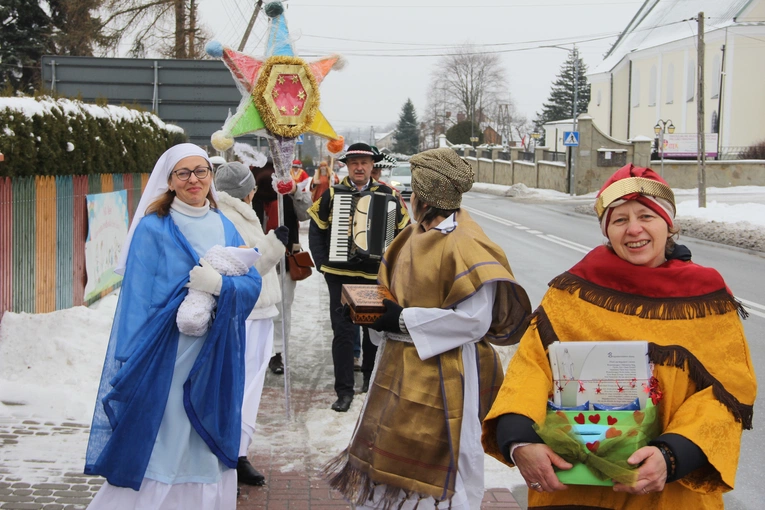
[393,99,420,155]
[0,0,52,93]
[534,50,590,133]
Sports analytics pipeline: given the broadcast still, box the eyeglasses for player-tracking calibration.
[172,166,211,181]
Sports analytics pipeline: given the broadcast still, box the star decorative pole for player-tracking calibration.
[206,1,344,418]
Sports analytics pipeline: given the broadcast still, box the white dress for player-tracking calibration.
[89,200,237,510]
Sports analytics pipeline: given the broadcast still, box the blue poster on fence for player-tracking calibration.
[84,190,129,301]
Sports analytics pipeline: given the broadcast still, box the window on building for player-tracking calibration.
[686,59,695,102]
[632,69,641,107]
[649,65,657,106]
[666,63,674,104]
[711,55,721,98]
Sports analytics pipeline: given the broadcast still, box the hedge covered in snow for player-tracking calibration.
[0,96,187,177]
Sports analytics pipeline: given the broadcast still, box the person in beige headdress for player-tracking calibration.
[310,160,339,202]
[323,147,531,510]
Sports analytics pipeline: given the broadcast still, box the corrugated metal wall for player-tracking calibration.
[0,173,147,318]
[0,178,12,316]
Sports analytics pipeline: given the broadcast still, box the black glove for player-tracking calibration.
[370,299,403,333]
[274,226,290,247]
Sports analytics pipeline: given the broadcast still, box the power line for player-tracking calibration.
[287,1,642,7]
[297,30,624,49]
[290,19,691,58]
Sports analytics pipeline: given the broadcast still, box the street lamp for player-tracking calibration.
[531,131,541,152]
[653,119,675,177]
[470,136,479,147]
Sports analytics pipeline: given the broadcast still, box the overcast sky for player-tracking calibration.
[197,0,642,139]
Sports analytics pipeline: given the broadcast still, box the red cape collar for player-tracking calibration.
[566,245,728,299]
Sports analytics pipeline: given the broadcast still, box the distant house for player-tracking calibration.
[587,0,765,150]
[483,126,501,145]
[542,119,574,153]
[375,131,395,151]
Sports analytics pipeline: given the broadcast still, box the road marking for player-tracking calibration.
[543,234,593,252]
[537,235,591,254]
[738,297,765,320]
[464,206,593,254]
[463,207,520,227]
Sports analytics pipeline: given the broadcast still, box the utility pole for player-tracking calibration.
[239,0,264,52]
[174,0,186,58]
[697,12,707,208]
[188,0,196,57]
[570,45,579,196]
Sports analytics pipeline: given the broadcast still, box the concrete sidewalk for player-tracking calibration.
[236,384,522,510]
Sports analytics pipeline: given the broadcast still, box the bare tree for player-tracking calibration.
[99,0,211,58]
[421,79,452,149]
[433,44,507,130]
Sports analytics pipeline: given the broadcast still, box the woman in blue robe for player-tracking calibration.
[85,144,262,509]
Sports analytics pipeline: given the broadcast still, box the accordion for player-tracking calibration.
[329,191,398,263]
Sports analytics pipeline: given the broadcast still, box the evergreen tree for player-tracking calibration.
[534,50,590,136]
[393,99,419,155]
[446,121,482,146]
[0,0,52,93]
[47,0,113,56]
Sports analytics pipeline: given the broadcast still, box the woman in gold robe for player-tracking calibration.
[482,164,757,510]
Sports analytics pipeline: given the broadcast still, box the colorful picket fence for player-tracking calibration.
[0,173,147,318]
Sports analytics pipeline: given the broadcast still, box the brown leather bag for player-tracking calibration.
[286,250,314,281]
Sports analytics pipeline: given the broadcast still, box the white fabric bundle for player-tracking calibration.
[176,245,260,336]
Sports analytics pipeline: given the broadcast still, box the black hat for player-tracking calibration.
[338,142,384,163]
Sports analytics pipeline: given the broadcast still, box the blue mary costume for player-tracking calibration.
[85,144,261,509]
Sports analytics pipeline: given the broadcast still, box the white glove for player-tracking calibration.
[186,258,223,296]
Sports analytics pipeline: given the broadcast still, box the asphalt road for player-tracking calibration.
[460,191,765,509]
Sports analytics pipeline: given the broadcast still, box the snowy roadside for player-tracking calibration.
[471,182,765,253]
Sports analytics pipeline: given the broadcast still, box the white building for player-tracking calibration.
[587,0,765,151]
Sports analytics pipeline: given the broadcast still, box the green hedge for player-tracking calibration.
[0,96,187,177]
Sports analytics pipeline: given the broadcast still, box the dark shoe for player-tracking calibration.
[331,395,353,412]
[268,353,284,375]
[237,456,266,486]
[361,373,371,393]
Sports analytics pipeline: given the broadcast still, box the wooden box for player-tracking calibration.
[341,284,396,325]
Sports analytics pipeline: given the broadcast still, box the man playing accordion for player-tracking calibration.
[308,142,410,412]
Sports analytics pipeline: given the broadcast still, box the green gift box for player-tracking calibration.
[534,401,660,486]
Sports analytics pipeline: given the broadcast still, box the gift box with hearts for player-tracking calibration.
[533,400,660,486]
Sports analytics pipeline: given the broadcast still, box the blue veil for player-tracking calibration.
[85,212,261,490]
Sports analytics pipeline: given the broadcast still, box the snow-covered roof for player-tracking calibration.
[592,0,753,74]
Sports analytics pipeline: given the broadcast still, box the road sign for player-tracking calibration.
[296,134,304,145]
[563,131,579,147]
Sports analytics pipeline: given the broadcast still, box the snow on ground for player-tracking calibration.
[473,182,765,230]
[0,294,118,423]
[676,201,765,228]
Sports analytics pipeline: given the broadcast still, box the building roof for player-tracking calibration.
[592,0,755,74]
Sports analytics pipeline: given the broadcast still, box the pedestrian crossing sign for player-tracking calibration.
[563,131,579,146]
